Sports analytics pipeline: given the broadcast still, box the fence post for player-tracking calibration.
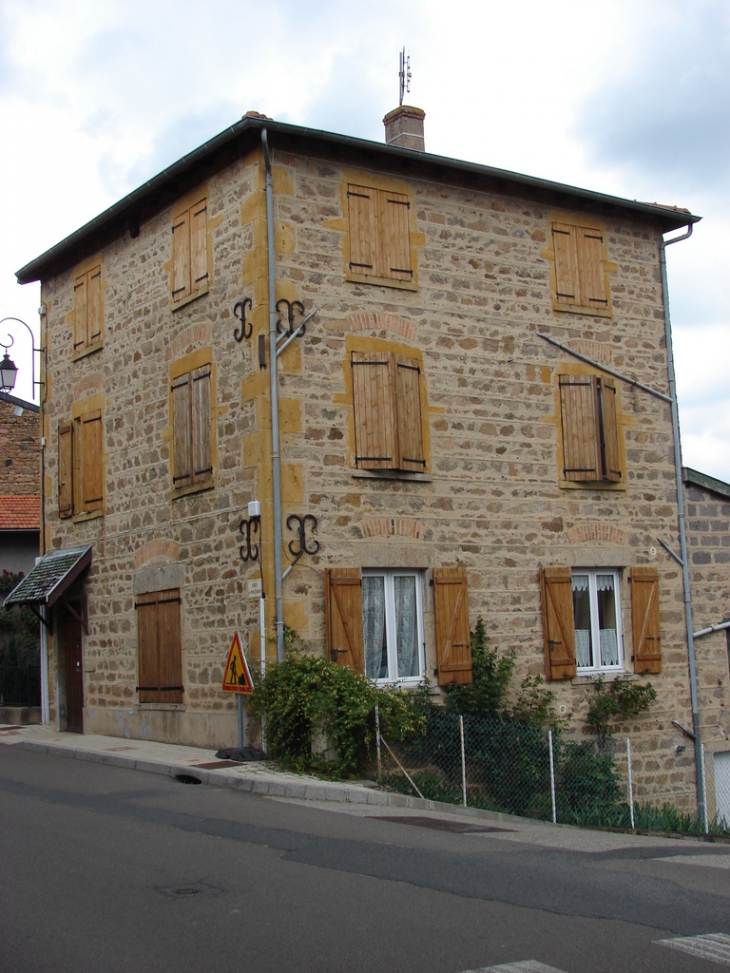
[375,703,382,781]
[701,743,709,833]
[548,729,557,824]
[626,737,635,830]
[459,715,467,808]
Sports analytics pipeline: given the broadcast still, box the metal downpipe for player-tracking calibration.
[261,129,285,663]
[659,224,706,824]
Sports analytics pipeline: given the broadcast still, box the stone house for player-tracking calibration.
[0,391,40,575]
[7,105,714,808]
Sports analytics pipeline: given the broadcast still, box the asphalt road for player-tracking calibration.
[2,746,730,973]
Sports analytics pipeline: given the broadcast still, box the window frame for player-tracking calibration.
[362,568,426,686]
[345,183,417,292]
[572,568,624,675]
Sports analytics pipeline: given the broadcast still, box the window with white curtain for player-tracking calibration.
[572,569,623,672]
[362,569,425,684]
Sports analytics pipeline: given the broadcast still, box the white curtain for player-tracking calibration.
[394,576,418,678]
[362,576,386,679]
[575,629,591,668]
[572,575,589,592]
[600,629,619,666]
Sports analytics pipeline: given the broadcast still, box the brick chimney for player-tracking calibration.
[383,105,425,151]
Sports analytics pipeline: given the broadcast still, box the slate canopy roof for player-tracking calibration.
[4,545,92,609]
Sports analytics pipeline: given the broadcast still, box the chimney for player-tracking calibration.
[383,105,426,151]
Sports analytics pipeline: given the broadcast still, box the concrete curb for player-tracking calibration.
[15,737,541,828]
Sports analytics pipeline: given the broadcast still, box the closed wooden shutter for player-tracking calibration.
[577,227,607,309]
[172,373,192,485]
[381,191,412,281]
[433,567,472,685]
[87,266,102,344]
[73,275,87,351]
[540,567,577,680]
[325,568,364,672]
[136,592,160,703]
[352,352,398,469]
[172,210,191,302]
[136,589,183,704]
[559,375,600,481]
[191,199,208,296]
[58,421,74,518]
[348,185,377,277]
[597,378,621,481]
[552,223,578,306]
[395,355,425,471]
[79,409,103,512]
[630,568,661,674]
[192,366,212,482]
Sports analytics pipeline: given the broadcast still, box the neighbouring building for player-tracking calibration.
[0,391,40,575]
[6,105,719,810]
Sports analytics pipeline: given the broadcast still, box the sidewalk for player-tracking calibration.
[1,722,722,854]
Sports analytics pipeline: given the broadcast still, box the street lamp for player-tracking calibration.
[0,317,42,396]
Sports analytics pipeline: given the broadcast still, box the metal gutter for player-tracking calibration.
[16,117,700,284]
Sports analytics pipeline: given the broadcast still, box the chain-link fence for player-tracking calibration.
[370,708,701,831]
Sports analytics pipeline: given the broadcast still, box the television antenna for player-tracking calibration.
[399,47,411,106]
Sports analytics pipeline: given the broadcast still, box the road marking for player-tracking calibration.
[461,963,568,973]
[657,933,730,966]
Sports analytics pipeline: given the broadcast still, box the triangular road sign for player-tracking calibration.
[222,631,254,694]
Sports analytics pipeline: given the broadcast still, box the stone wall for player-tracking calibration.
[0,399,39,494]
[38,139,700,807]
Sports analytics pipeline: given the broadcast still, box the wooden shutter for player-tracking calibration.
[136,591,160,703]
[157,589,183,703]
[73,275,87,351]
[191,366,212,483]
[433,567,472,685]
[172,209,191,302]
[58,421,74,518]
[136,589,183,704]
[325,568,364,672]
[191,199,208,296]
[172,373,192,486]
[87,266,102,344]
[540,567,577,680]
[381,190,412,281]
[79,409,103,512]
[352,352,398,469]
[559,375,600,481]
[348,185,377,277]
[394,355,425,471]
[597,378,621,481]
[630,568,661,674]
[552,223,579,306]
[577,227,607,310]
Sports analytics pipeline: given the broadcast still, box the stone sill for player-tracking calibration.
[352,470,432,483]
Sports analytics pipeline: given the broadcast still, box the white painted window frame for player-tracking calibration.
[572,567,624,674]
[362,568,426,686]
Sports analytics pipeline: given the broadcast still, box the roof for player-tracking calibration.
[0,495,40,530]
[683,467,730,502]
[4,545,92,608]
[0,391,39,413]
[16,115,701,285]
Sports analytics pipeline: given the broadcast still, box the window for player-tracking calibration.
[135,589,183,704]
[540,566,661,680]
[172,196,208,307]
[550,221,609,314]
[58,410,104,519]
[347,184,414,287]
[351,351,425,472]
[170,364,213,491]
[73,264,102,355]
[559,374,621,483]
[324,565,472,686]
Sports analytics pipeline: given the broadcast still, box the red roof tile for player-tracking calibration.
[0,495,40,530]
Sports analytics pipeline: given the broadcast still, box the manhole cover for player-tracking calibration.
[158,883,222,898]
[370,815,515,834]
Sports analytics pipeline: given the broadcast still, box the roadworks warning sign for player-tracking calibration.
[222,631,254,694]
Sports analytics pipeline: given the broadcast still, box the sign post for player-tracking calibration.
[222,631,254,750]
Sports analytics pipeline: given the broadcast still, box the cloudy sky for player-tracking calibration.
[1,0,728,479]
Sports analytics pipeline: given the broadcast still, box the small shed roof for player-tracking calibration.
[4,545,92,608]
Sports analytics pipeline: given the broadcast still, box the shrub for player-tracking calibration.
[586,677,657,739]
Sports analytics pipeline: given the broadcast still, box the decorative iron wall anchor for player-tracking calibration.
[239,515,260,562]
[286,514,320,558]
[233,298,253,342]
[276,299,305,337]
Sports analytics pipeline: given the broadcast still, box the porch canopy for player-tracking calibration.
[4,545,92,624]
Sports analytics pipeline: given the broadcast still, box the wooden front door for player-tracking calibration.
[63,610,84,733]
